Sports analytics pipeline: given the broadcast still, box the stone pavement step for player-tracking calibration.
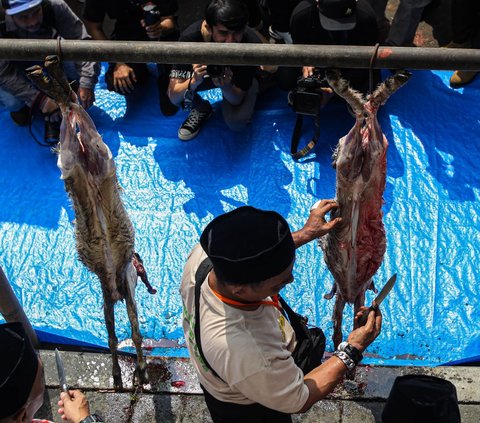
[36,350,480,422]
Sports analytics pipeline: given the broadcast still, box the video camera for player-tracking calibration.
[129,0,162,26]
[288,72,327,116]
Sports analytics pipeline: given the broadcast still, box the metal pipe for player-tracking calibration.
[1,39,480,70]
[0,266,39,348]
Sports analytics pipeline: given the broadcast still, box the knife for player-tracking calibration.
[358,274,397,326]
[54,348,70,397]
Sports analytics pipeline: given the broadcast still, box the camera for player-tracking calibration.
[288,73,326,116]
[206,65,225,78]
[129,0,162,26]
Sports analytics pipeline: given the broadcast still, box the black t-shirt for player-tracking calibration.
[83,0,178,41]
[170,20,260,92]
[290,0,379,92]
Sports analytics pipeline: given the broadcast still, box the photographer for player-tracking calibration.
[83,0,179,116]
[168,0,261,141]
[281,0,381,95]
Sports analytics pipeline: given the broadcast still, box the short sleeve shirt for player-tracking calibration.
[180,244,309,414]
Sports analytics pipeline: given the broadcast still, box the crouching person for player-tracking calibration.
[0,322,103,423]
[168,0,260,141]
[0,0,99,145]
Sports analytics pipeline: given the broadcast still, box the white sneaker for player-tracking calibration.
[268,26,293,44]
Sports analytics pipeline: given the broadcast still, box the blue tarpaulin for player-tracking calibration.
[1,66,479,365]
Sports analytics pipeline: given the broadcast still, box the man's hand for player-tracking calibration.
[113,63,137,94]
[293,199,342,248]
[142,16,176,39]
[347,306,382,353]
[190,64,208,90]
[303,66,315,78]
[57,390,90,423]
[77,87,95,109]
[40,96,60,116]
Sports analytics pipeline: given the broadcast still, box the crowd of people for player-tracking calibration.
[0,0,477,145]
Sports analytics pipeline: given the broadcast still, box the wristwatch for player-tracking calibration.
[337,341,363,365]
[79,415,104,423]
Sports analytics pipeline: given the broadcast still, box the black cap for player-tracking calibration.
[318,0,357,31]
[200,206,295,284]
[0,322,39,418]
[382,374,461,423]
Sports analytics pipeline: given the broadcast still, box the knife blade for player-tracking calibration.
[54,348,70,396]
[358,274,397,326]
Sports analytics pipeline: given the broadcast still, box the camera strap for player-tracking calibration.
[290,111,320,160]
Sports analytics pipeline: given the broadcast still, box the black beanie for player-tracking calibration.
[0,322,39,419]
[200,206,295,284]
[382,374,461,423]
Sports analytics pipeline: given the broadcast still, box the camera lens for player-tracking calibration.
[207,65,224,78]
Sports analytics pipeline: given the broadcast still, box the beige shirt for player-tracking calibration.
[180,244,309,413]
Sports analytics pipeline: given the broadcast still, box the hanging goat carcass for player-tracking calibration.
[26,56,156,389]
[320,69,410,348]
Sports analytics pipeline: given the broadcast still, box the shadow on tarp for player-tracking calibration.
[0,66,479,366]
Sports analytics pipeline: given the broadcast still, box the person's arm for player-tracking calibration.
[211,67,246,106]
[143,15,177,39]
[168,64,207,106]
[83,19,108,41]
[292,199,342,248]
[298,307,382,412]
[57,390,104,423]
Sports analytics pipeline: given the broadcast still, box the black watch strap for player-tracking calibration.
[79,414,104,423]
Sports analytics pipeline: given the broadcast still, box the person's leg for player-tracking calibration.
[221,78,259,131]
[178,92,213,141]
[386,0,433,46]
[157,64,178,116]
[449,0,480,86]
[201,385,292,423]
[0,87,30,125]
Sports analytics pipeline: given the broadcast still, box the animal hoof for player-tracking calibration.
[134,365,149,386]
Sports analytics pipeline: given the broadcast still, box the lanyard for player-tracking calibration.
[209,286,283,312]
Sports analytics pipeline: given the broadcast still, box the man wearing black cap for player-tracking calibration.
[180,201,382,422]
[287,0,381,95]
[0,322,102,423]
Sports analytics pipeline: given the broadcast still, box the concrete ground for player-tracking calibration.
[37,350,480,422]
[30,1,472,423]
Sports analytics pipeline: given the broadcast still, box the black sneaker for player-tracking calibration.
[178,106,213,141]
[10,105,31,126]
[44,120,61,145]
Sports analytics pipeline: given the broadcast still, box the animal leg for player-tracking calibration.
[325,69,365,117]
[353,291,366,330]
[103,296,123,389]
[332,294,346,348]
[125,265,148,386]
[368,70,411,109]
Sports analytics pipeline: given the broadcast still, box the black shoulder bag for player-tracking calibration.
[194,258,326,377]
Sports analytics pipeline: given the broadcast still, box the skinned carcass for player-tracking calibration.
[26,56,155,389]
[321,69,410,348]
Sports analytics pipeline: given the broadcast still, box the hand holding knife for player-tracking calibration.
[357,274,397,326]
[55,348,71,399]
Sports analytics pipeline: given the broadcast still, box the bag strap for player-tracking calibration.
[278,295,310,341]
[194,257,225,381]
[290,112,320,160]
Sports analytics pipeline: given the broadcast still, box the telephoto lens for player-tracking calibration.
[206,65,224,78]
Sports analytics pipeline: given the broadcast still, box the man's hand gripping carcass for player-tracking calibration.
[26,56,156,389]
[320,69,410,348]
